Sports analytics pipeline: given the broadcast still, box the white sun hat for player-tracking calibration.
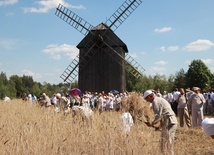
[193,87,200,91]
[143,90,153,99]
[202,118,214,136]
[56,93,61,98]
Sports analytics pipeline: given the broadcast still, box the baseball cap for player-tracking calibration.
[143,90,153,99]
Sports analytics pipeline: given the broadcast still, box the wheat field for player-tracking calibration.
[0,99,213,155]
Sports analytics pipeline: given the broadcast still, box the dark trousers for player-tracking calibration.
[172,101,178,116]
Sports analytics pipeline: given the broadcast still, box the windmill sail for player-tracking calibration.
[99,30,145,78]
[125,53,145,78]
[55,1,145,87]
[60,54,79,83]
[59,37,101,83]
[105,0,143,31]
[55,4,98,83]
[55,4,94,36]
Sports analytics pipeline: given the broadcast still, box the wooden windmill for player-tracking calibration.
[55,0,145,93]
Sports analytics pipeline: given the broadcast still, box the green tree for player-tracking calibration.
[9,75,25,97]
[210,71,214,89]
[31,82,42,97]
[0,82,7,99]
[141,75,154,92]
[174,68,186,89]
[0,72,9,98]
[0,72,8,85]
[126,67,136,91]
[186,60,213,91]
[7,80,17,98]
[167,74,175,92]
[152,74,169,93]
[22,75,34,93]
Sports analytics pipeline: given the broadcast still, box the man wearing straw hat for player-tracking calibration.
[188,87,206,128]
[143,90,177,155]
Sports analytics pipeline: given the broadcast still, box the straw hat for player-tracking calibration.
[193,87,200,91]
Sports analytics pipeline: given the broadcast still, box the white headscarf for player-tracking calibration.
[202,118,214,136]
[121,112,134,133]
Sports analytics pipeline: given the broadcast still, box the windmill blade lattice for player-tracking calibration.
[125,53,145,78]
[99,31,145,78]
[60,54,79,83]
[59,37,102,83]
[105,0,143,31]
[56,4,100,83]
[55,4,94,36]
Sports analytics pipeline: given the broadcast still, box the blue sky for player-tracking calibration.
[0,0,214,84]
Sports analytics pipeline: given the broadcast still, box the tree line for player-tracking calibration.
[0,59,213,99]
[127,59,214,93]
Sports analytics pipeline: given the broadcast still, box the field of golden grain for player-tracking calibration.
[0,99,213,155]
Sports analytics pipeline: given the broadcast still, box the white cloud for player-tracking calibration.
[201,59,214,65]
[168,46,179,51]
[160,46,179,52]
[22,69,42,79]
[42,44,78,60]
[185,39,214,52]
[185,60,191,65]
[21,69,63,84]
[23,0,85,13]
[210,67,214,73]
[129,53,137,58]
[154,27,172,33]
[154,61,168,65]
[146,61,168,75]
[0,0,17,6]
[160,46,166,52]
[147,66,167,75]
[0,39,18,50]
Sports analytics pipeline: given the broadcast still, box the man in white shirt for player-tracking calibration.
[177,88,191,128]
[172,88,180,116]
[144,90,177,155]
[188,87,206,128]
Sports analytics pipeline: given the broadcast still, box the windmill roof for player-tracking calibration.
[92,23,109,30]
[77,23,128,52]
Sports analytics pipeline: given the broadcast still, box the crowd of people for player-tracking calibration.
[143,87,214,155]
[4,87,214,126]
[5,86,214,127]
[153,87,214,128]
[18,90,131,119]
